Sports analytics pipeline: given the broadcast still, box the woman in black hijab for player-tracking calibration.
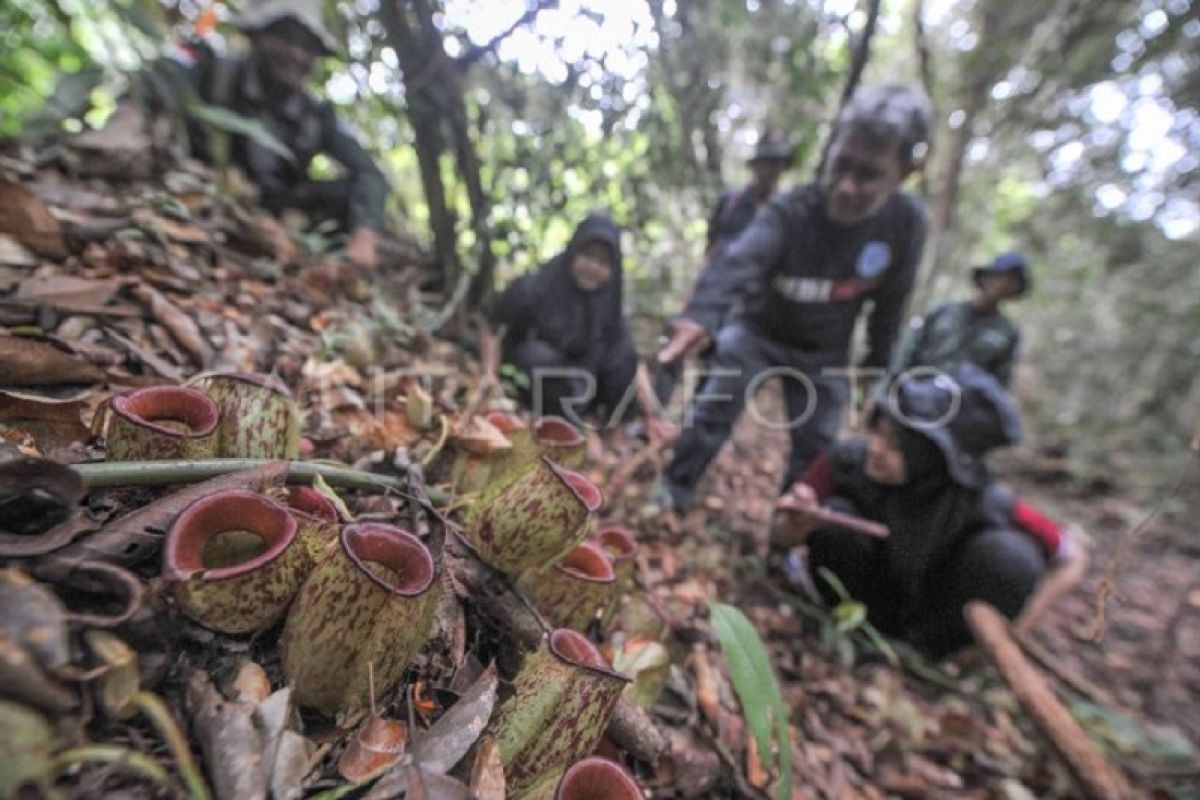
[494,212,642,423]
[774,364,1078,658]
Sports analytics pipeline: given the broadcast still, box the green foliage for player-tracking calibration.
[1070,699,1198,771]
[708,600,793,800]
[816,567,898,667]
[185,100,295,162]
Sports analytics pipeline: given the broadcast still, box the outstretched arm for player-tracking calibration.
[659,206,786,364]
[322,110,389,269]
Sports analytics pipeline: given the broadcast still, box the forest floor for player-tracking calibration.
[1,144,1197,799]
[599,382,1200,798]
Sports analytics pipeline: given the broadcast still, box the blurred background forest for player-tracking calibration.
[3,0,1198,504]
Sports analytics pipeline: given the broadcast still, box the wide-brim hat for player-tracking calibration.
[748,130,794,165]
[971,251,1030,296]
[234,0,339,56]
[873,364,1022,488]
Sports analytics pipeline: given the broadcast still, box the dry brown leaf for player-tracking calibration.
[131,208,211,245]
[0,389,90,451]
[0,336,106,387]
[0,234,38,267]
[469,735,505,800]
[745,729,770,789]
[230,661,272,705]
[186,668,269,800]
[0,180,66,258]
[450,414,511,457]
[337,716,408,782]
[131,284,214,368]
[410,664,498,775]
[14,275,124,308]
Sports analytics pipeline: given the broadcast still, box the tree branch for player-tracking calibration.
[458,1,557,68]
[967,602,1135,800]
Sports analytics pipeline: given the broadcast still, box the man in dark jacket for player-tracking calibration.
[158,0,387,269]
[657,85,932,512]
[653,130,794,405]
[890,251,1029,386]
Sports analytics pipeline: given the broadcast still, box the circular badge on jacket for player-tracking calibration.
[856,241,892,279]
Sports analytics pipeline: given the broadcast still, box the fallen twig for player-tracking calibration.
[967,601,1134,800]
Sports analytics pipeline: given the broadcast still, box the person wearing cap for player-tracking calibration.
[891,252,1030,387]
[652,130,794,406]
[773,364,1078,658]
[705,130,796,259]
[656,84,932,513]
[157,0,388,269]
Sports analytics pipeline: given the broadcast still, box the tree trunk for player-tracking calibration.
[912,0,935,198]
[379,0,462,288]
[816,0,883,176]
[380,0,498,311]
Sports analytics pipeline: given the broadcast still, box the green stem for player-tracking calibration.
[52,744,175,791]
[134,691,211,800]
[71,459,449,503]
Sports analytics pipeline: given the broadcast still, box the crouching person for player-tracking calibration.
[494,212,672,440]
[152,0,388,269]
[773,364,1079,659]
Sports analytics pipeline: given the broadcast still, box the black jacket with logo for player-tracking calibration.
[684,184,927,369]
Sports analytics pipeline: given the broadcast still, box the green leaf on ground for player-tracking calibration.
[709,600,793,800]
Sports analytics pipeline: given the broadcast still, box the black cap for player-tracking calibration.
[875,363,1022,487]
[749,130,794,164]
[972,251,1031,296]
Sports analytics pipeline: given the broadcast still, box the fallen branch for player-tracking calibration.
[966,602,1134,800]
[446,533,669,765]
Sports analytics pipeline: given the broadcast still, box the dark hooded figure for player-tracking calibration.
[494,213,639,422]
[774,364,1077,659]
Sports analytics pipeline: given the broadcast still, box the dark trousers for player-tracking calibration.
[263,178,353,233]
[506,337,639,425]
[807,497,1046,659]
[663,322,848,509]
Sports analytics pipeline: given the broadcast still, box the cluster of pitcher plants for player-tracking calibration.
[61,375,650,796]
